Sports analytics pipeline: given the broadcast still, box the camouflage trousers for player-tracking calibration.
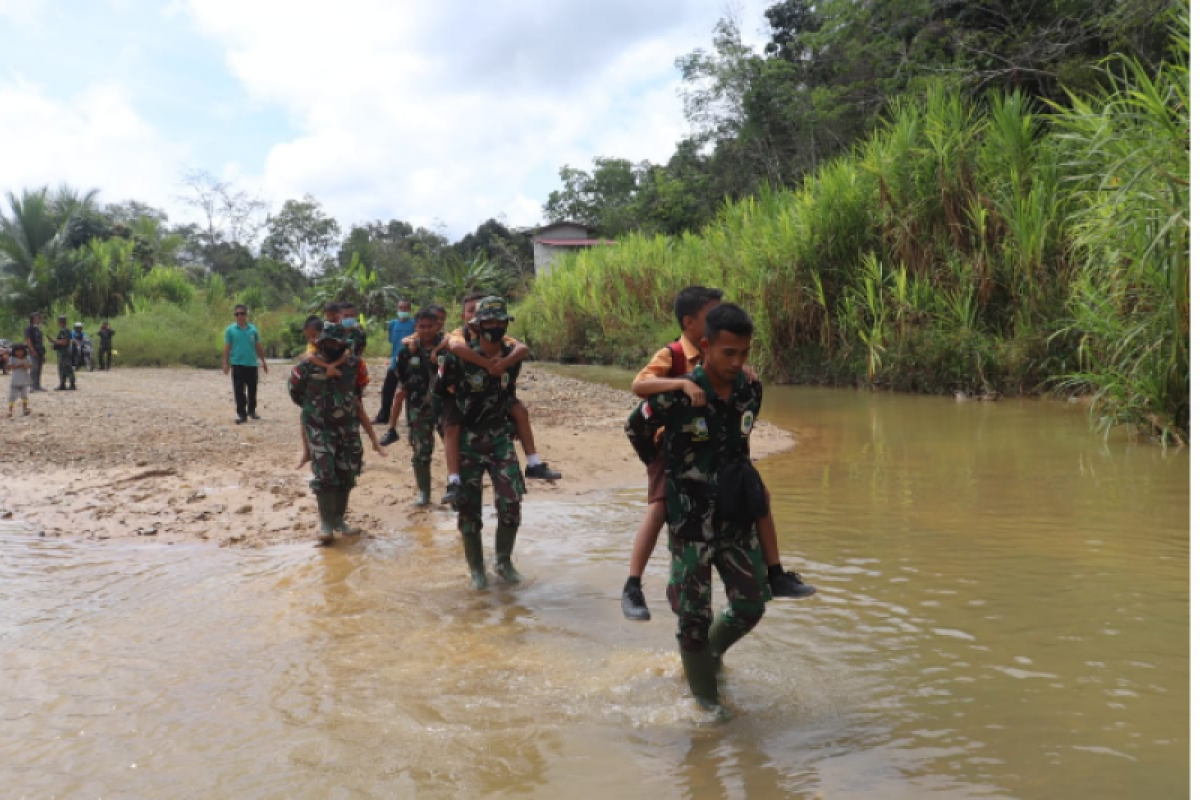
[667,528,769,653]
[303,412,363,494]
[457,425,525,540]
[406,400,441,467]
[57,355,75,388]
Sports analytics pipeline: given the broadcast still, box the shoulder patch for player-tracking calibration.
[740,410,755,435]
[641,401,653,419]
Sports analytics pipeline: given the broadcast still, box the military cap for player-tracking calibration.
[474,296,513,322]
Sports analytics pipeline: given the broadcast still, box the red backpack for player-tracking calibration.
[667,340,688,377]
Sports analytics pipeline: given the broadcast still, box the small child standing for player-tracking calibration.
[8,343,32,417]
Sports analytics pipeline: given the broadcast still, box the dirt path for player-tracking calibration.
[0,363,793,547]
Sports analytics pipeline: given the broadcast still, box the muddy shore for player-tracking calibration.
[1,363,792,546]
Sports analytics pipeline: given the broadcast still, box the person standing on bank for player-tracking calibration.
[435,296,526,590]
[24,312,46,392]
[97,321,115,370]
[625,303,771,710]
[51,315,76,391]
[222,304,269,424]
[375,299,416,425]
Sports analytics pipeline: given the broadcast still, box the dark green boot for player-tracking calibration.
[315,491,337,545]
[493,524,522,584]
[680,648,721,710]
[413,462,432,506]
[462,530,488,590]
[708,616,751,666]
[334,488,360,535]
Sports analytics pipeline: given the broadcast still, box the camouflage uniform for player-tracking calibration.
[53,325,75,389]
[289,324,368,540]
[346,325,368,357]
[626,366,770,655]
[436,297,525,586]
[396,332,445,467]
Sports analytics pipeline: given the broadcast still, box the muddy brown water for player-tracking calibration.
[0,370,1188,799]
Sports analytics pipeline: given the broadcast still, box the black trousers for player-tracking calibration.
[231,365,259,419]
[376,366,399,422]
[99,346,112,370]
[30,351,44,389]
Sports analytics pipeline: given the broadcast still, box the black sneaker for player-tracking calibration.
[235,416,247,425]
[621,583,651,621]
[379,428,400,446]
[372,415,388,425]
[769,570,817,599]
[440,481,461,506]
[249,413,260,420]
[525,463,562,480]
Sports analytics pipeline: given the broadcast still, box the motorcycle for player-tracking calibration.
[71,335,94,372]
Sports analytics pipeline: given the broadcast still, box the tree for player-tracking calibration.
[261,195,342,274]
[177,168,268,272]
[543,157,647,237]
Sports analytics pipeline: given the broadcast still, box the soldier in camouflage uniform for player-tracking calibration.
[436,296,525,589]
[289,322,371,545]
[395,308,445,506]
[625,303,770,709]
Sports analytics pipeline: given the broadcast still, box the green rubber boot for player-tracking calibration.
[413,462,432,506]
[708,616,751,667]
[680,648,722,710]
[493,524,522,584]
[315,491,337,545]
[462,530,488,590]
[334,488,360,535]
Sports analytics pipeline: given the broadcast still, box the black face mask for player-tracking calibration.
[480,325,507,343]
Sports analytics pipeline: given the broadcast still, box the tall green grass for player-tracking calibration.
[517,15,1188,442]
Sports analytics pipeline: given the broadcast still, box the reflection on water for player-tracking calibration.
[0,380,1189,799]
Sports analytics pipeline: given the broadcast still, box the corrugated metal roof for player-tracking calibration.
[534,238,615,246]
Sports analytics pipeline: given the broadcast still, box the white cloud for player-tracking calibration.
[184,0,763,236]
[0,76,190,209]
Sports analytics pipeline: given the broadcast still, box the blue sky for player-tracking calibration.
[0,0,770,238]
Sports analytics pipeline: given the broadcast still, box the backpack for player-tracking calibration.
[667,340,688,377]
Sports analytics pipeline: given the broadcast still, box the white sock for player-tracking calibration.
[448,473,460,484]
[526,454,541,467]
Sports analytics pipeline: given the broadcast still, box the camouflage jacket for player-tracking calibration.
[288,353,364,424]
[396,332,445,409]
[436,341,519,432]
[625,366,763,540]
[346,325,368,357]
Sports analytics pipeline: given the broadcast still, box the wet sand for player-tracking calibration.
[0,363,792,546]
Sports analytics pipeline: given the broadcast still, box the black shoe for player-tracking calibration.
[54,386,66,391]
[249,412,260,420]
[525,463,562,480]
[235,416,247,425]
[379,428,400,446]
[440,481,461,506]
[372,415,388,425]
[769,570,817,599]
[622,583,651,621]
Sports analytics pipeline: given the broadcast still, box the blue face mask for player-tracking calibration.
[342,318,357,329]
[397,311,412,321]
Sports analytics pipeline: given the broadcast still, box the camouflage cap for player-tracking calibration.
[316,321,348,343]
[473,296,513,322]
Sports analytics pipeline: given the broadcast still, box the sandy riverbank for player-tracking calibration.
[0,364,793,546]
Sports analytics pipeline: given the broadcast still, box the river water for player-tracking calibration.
[0,374,1188,799]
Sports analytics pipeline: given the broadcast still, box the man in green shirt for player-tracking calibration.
[222,304,269,424]
[625,303,770,710]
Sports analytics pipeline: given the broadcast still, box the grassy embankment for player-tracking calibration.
[516,33,1189,444]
